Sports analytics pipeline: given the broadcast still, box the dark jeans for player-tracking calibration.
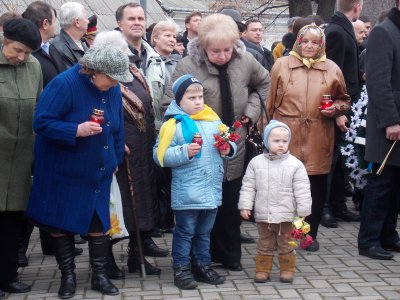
[305,174,328,239]
[210,177,242,265]
[358,165,400,249]
[172,208,217,269]
[0,211,24,285]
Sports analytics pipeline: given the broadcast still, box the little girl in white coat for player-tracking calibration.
[238,120,312,283]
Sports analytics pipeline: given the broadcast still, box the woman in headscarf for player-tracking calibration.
[267,24,350,252]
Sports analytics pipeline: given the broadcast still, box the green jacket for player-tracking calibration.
[0,50,42,211]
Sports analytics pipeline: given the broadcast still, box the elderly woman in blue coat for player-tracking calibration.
[154,75,237,290]
[27,45,132,299]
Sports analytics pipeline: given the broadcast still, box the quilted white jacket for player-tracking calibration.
[238,152,312,223]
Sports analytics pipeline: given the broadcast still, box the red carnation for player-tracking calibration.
[229,132,240,142]
[299,235,313,249]
[290,229,303,240]
[233,120,242,129]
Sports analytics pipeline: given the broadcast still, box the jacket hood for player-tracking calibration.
[187,37,247,66]
[164,100,189,119]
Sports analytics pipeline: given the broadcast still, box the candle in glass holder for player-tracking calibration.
[320,95,333,110]
[192,133,203,146]
[89,109,104,125]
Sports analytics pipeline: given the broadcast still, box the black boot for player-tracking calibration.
[18,218,33,268]
[54,235,76,299]
[192,266,225,285]
[127,245,161,275]
[40,230,55,255]
[18,243,28,268]
[174,265,198,290]
[106,243,124,280]
[42,230,83,256]
[143,236,169,257]
[88,236,119,296]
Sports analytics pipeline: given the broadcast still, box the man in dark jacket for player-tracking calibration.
[321,0,363,230]
[23,1,66,87]
[358,1,400,260]
[242,19,274,71]
[51,2,89,69]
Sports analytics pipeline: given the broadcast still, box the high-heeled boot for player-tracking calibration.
[54,235,76,299]
[88,235,119,295]
[127,235,161,275]
[106,242,124,279]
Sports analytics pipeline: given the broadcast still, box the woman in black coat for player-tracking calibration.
[115,64,164,275]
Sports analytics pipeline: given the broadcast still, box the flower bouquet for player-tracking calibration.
[213,120,242,154]
[288,217,313,249]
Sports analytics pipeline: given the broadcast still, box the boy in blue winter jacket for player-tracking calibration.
[154,74,236,290]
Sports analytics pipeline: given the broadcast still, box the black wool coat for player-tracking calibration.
[116,69,158,233]
[32,45,67,87]
[325,12,360,97]
[365,8,400,166]
[241,38,274,71]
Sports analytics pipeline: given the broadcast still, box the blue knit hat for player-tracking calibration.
[263,120,291,150]
[172,74,202,105]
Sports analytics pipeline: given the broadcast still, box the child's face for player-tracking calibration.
[268,127,289,155]
[179,88,204,115]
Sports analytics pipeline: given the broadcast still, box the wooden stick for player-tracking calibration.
[377,141,397,175]
[125,155,146,278]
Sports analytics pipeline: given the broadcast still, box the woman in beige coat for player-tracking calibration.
[164,14,270,271]
[267,25,350,251]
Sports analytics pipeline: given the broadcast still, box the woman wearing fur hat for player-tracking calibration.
[164,13,269,271]
[0,18,42,298]
[267,25,350,252]
[27,45,132,299]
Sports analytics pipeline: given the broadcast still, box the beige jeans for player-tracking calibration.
[256,222,295,256]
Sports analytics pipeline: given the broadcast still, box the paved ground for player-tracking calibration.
[10,212,400,300]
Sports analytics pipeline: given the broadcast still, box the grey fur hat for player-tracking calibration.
[81,45,133,83]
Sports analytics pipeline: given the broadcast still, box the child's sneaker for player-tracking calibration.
[174,266,198,289]
[192,266,225,285]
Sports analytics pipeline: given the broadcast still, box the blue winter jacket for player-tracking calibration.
[153,101,236,210]
[27,64,125,235]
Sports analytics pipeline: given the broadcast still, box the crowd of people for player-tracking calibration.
[0,0,399,298]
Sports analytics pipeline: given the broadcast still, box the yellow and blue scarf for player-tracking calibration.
[156,104,219,166]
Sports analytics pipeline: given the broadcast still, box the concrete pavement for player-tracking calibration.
[10,218,400,299]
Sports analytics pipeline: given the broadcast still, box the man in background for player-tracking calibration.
[51,1,89,69]
[321,0,363,230]
[181,12,201,56]
[358,0,400,261]
[242,19,274,71]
